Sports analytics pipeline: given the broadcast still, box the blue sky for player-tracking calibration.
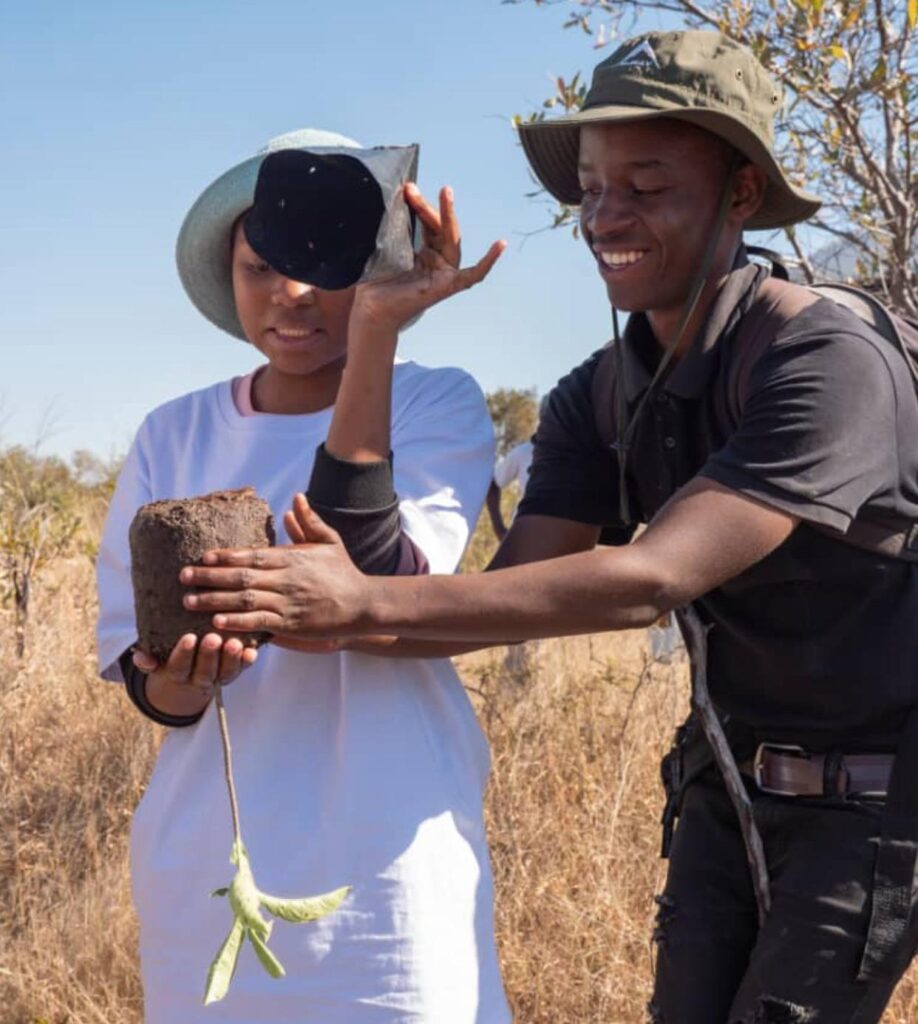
[2,0,775,459]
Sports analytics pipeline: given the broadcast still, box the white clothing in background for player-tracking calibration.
[96,362,511,1024]
[649,613,686,663]
[493,441,533,495]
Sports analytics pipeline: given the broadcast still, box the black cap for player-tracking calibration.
[243,149,386,290]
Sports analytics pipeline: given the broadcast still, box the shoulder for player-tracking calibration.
[552,346,607,396]
[742,287,903,397]
[758,284,896,364]
[538,346,609,446]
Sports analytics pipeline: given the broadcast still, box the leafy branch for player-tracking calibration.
[203,684,351,1005]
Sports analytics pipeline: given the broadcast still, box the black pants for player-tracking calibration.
[649,769,918,1023]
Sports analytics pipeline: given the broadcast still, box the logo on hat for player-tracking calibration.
[614,39,660,70]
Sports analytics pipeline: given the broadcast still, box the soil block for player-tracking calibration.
[129,487,276,663]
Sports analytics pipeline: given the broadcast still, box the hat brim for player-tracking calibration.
[176,155,263,340]
[518,105,821,231]
[176,141,422,341]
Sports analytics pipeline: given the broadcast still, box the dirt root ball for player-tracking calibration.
[129,488,276,663]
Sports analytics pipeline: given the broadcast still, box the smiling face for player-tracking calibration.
[578,119,759,324]
[231,219,356,381]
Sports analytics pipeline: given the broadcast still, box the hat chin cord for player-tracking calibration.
[609,161,739,524]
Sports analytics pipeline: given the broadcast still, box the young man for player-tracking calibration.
[182,33,918,1022]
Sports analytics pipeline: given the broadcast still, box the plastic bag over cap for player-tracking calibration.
[243,145,420,291]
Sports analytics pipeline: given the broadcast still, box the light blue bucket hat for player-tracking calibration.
[176,128,420,340]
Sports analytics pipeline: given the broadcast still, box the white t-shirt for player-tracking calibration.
[493,441,533,495]
[96,361,511,1024]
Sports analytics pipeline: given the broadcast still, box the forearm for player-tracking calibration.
[309,317,431,576]
[364,545,668,642]
[355,479,800,642]
[326,317,398,461]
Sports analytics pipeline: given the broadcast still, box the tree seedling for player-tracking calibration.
[203,683,351,1005]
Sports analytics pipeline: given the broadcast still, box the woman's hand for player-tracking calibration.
[350,183,505,334]
[180,495,372,640]
[133,633,257,716]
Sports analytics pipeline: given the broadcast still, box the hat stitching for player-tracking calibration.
[612,39,661,70]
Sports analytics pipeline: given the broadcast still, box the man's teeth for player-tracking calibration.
[599,251,645,267]
[276,328,314,338]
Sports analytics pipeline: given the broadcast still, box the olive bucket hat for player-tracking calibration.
[176,128,420,340]
[518,30,821,230]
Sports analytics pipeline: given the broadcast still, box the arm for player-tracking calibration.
[366,478,797,640]
[325,184,470,463]
[273,501,600,658]
[304,185,501,577]
[305,300,432,575]
[182,477,796,644]
[179,315,908,647]
[361,512,599,656]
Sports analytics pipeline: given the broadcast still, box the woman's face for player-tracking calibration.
[231,219,356,378]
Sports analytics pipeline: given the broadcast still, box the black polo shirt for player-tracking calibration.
[519,256,918,744]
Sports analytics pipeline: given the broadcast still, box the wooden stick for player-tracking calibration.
[214,682,243,849]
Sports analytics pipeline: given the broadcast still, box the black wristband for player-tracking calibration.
[118,649,206,728]
[307,443,395,510]
[307,444,414,575]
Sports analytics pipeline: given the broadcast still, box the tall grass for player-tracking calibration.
[0,556,154,1023]
[1,522,917,1021]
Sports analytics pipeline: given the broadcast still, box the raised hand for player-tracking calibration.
[350,183,506,334]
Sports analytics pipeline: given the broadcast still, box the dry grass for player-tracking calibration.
[2,545,918,1022]
[464,634,684,1023]
[0,556,155,1024]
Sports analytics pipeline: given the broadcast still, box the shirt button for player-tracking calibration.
[664,436,677,449]
[656,392,668,404]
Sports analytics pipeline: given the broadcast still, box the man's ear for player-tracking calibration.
[731,163,768,225]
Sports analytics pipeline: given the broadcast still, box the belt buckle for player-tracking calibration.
[753,742,808,795]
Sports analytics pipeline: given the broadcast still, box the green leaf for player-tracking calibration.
[248,927,286,979]
[203,917,245,1005]
[229,849,272,941]
[259,885,352,924]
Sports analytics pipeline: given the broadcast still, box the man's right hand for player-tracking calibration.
[133,633,257,718]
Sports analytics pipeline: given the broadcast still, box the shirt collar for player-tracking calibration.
[618,246,767,402]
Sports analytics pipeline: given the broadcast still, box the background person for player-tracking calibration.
[485,395,549,542]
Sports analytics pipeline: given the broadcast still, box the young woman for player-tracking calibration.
[96,128,509,1023]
